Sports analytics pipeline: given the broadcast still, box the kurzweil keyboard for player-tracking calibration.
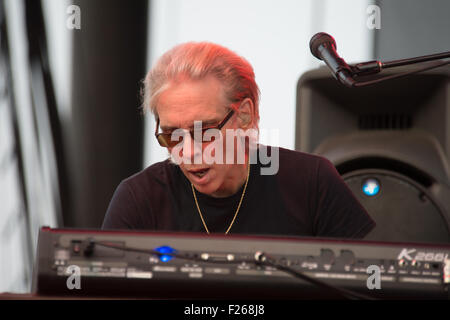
[32,227,450,299]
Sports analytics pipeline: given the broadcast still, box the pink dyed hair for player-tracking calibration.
[141,42,260,127]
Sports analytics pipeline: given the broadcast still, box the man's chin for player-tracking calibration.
[181,168,226,197]
[191,179,216,194]
[190,178,223,197]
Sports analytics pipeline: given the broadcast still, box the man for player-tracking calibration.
[102,41,375,238]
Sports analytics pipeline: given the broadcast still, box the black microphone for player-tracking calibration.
[309,32,356,87]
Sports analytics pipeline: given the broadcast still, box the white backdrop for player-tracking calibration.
[0,0,375,293]
[143,0,374,167]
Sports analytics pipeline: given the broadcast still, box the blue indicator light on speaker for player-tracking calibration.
[362,178,380,196]
[155,246,176,262]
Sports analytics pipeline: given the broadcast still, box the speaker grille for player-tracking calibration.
[358,113,412,130]
[344,170,449,243]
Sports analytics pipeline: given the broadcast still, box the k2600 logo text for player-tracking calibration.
[397,248,448,262]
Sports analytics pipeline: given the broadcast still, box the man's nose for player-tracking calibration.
[181,132,202,164]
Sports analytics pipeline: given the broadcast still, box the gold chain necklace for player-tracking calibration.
[191,162,250,234]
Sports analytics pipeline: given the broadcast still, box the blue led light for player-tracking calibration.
[159,255,172,263]
[155,246,176,262]
[362,178,380,196]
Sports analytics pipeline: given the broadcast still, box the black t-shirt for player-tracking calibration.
[102,147,375,238]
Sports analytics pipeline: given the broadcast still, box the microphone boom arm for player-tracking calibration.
[348,51,450,87]
[309,32,450,88]
[351,58,450,87]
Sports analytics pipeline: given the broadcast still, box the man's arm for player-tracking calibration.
[102,181,141,230]
[313,158,376,238]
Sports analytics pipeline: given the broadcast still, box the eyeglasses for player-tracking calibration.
[155,109,235,148]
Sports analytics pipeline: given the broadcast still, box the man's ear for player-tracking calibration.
[237,98,255,129]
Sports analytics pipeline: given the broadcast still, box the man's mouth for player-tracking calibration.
[188,168,210,178]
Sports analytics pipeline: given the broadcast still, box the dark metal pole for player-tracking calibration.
[67,0,148,227]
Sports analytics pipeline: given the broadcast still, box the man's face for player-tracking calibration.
[156,76,244,197]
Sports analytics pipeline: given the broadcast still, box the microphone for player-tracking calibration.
[309,32,356,87]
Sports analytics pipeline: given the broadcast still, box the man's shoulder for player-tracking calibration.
[261,146,336,187]
[122,158,177,189]
[276,146,330,170]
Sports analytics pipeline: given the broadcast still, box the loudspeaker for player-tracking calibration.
[295,66,450,243]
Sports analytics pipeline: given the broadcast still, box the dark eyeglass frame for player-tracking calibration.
[155,109,235,148]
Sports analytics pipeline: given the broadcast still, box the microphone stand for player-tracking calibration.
[345,51,450,87]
